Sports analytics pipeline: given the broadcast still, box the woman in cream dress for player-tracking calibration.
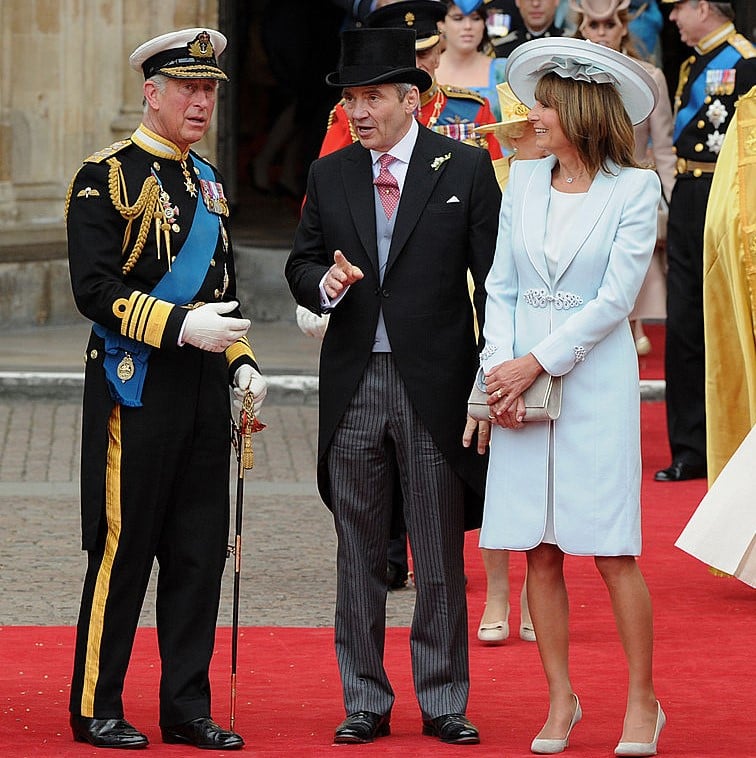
[478,38,665,755]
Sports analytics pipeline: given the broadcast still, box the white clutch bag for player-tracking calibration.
[467,371,562,422]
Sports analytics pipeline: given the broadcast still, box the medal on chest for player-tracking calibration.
[705,68,736,97]
[200,179,230,216]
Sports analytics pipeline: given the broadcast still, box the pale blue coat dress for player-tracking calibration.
[479,156,660,556]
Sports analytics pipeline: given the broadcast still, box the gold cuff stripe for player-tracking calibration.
[115,291,173,347]
[225,337,256,366]
[124,292,149,339]
[143,300,173,347]
[134,296,155,343]
[81,406,123,717]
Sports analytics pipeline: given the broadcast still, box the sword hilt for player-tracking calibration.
[239,390,265,470]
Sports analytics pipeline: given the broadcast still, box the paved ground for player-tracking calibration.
[0,319,419,629]
[0,315,662,630]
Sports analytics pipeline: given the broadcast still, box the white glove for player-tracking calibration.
[233,364,267,415]
[295,305,329,341]
[181,301,250,352]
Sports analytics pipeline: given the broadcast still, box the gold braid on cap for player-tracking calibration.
[105,157,162,275]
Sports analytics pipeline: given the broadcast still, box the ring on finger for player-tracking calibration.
[495,388,503,400]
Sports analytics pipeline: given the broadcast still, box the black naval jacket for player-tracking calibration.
[672,23,756,170]
[492,23,563,59]
[66,125,257,549]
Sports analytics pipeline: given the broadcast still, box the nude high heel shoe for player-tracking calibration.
[477,602,510,644]
[530,694,582,755]
[614,702,666,757]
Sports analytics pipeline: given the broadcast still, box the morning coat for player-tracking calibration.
[285,125,501,528]
[479,156,660,555]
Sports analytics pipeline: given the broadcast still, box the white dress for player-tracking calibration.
[542,188,586,544]
[479,157,660,556]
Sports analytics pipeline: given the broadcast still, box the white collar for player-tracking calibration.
[370,117,419,167]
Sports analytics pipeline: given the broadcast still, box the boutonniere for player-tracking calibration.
[431,153,452,171]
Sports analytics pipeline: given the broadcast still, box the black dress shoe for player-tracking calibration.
[70,714,148,749]
[422,713,480,744]
[654,460,707,482]
[161,717,244,750]
[334,711,391,744]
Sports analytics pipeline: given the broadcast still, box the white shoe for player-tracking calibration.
[519,621,536,642]
[477,602,509,644]
[614,702,666,757]
[635,335,652,356]
[531,695,582,754]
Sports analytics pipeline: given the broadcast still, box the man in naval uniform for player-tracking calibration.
[319,0,503,160]
[66,28,266,749]
[654,0,756,482]
[491,0,563,58]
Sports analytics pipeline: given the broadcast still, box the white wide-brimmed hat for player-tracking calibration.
[505,37,657,125]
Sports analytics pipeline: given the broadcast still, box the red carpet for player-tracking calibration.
[2,404,754,757]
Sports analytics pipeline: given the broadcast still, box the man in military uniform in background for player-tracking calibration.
[491,0,563,58]
[319,0,503,160]
[66,28,266,749]
[655,0,756,482]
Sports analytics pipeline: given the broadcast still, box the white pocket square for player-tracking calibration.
[446,195,460,204]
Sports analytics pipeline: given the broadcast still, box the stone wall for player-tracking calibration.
[0,1,221,325]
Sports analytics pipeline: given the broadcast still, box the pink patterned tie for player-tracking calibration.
[374,154,400,219]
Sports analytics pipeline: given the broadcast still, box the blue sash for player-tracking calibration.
[673,45,741,143]
[95,155,220,407]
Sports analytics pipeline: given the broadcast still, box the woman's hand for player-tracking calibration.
[493,394,527,429]
[485,353,544,422]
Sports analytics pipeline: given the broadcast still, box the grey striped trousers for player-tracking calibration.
[328,353,469,719]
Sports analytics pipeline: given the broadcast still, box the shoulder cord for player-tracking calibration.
[106,157,161,275]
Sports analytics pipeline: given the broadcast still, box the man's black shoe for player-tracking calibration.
[386,561,408,590]
[654,460,707,482]
[334,711,391,744]
[161,717,244,750]
[422,713,480,744]
[70,714,148,749]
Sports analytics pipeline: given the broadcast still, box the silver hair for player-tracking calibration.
[142,74,169,112]
[394,82,414,101]
[688,1,735,22]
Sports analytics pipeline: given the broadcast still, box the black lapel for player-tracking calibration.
[341,146,379,278]
[386,127,448,274]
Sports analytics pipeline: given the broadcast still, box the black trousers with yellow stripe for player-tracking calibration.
[70,345,232,726]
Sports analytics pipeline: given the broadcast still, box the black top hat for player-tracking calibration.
[367,0,447,51]
[325,28,433,90]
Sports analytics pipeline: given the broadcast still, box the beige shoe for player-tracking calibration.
[635,335,652,356]
[614,702,666,757]
[519,621,537,642]
[477,602,510,644]
[531,695,582,755]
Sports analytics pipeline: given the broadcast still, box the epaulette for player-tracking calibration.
[440,84,486,105]
[492,30,519,47]
[83,138,132,164]
[727,33,755,60]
